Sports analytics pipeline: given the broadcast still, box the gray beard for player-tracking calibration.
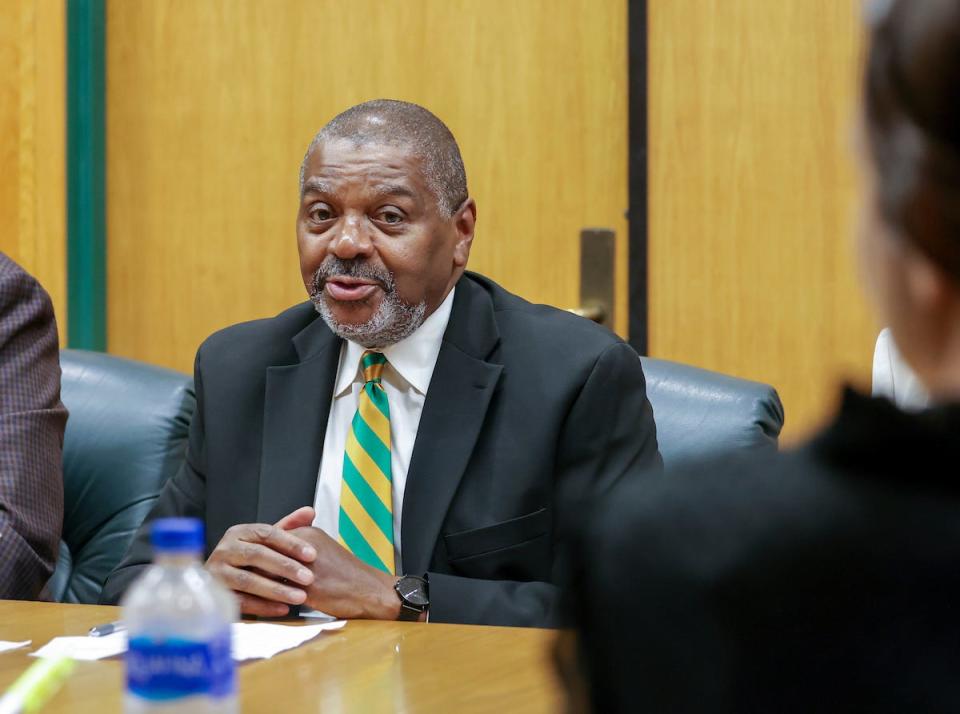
[308,259,427,348]
[313,291,426,349]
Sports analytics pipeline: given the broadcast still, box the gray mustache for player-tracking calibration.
[311,258,394,294]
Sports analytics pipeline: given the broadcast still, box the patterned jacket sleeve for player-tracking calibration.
[0,253,67,599]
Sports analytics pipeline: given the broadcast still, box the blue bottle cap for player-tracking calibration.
[151,518,204,553]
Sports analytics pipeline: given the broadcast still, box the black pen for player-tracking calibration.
[88,620,125,637]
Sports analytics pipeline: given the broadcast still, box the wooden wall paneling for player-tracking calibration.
[0,3,17,257]
[106,0,628,373]
[648,0,874,441]
[0,0,67,338]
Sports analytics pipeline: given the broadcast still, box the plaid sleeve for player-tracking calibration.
[0,253,67,600]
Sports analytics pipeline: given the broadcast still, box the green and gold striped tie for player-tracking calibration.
[338,350,395,574]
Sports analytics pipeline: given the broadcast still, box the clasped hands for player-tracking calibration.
[204,506,402,620]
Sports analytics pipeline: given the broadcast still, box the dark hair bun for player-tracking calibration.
[865,0,960,279]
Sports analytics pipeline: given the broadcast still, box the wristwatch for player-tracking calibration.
[394,574,429,621]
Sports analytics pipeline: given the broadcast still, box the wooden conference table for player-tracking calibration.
[0,601,561,712]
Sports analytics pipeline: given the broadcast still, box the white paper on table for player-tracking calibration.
[30,621,346,662]
[232,621,345,660]
[0,641,30,654]
[30,631,126,660]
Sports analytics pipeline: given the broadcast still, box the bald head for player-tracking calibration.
[300,99,468,217]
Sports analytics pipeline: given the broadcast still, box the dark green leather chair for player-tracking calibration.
[640,356,784,467]
[49,349,194,603]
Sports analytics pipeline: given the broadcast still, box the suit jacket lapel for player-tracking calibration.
[257,314,342,524]
[401,277,502,574]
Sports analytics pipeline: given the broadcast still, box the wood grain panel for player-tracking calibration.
[648,0,874,440]
[106,0,628,372]
[0,0,66,337]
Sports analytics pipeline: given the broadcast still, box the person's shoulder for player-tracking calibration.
[0,252,32,282]
[585,448,831,567]
[465,272,627,356]
[0,252,53,310]
[197,301,318,368]
[596,449,784,518]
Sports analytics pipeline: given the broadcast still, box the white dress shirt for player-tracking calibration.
[872,327,929,411]
[311,288,455,572]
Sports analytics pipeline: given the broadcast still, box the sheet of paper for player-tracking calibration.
[232,621,345,660]
[30,621,345,661]
[0,640,30,654]
[30,631,126,660]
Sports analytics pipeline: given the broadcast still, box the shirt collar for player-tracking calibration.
[334,287,456,397]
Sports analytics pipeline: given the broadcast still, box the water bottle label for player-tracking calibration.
[126,630,235,701]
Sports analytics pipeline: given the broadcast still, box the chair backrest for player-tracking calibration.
[640,356,784,467]
[49,349,195,603]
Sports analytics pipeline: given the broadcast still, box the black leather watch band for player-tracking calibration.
[397,600,424,622]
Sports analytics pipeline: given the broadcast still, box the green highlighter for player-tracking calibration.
[0,656,75,714]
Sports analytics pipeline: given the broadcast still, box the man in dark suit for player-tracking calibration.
[0,253,67,600]
[102,100,661,626]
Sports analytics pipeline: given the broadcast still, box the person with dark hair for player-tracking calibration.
[0,253,67,600]
[561,0,960,710]
[102,99,662,627]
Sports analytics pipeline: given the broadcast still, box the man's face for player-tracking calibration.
[297,139,474,347]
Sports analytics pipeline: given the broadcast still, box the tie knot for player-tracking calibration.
[360,350,387,384]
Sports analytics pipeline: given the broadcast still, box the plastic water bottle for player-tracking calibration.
[121,518,239,713]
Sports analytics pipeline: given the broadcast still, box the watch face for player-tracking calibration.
[397,577,429,607]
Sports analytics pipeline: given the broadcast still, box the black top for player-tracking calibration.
[567,388,960,713]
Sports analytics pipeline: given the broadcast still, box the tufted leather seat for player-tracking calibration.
[640,356,784,468]
[48,349,194,603]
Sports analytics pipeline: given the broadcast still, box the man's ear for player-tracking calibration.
[452,198,477,267]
